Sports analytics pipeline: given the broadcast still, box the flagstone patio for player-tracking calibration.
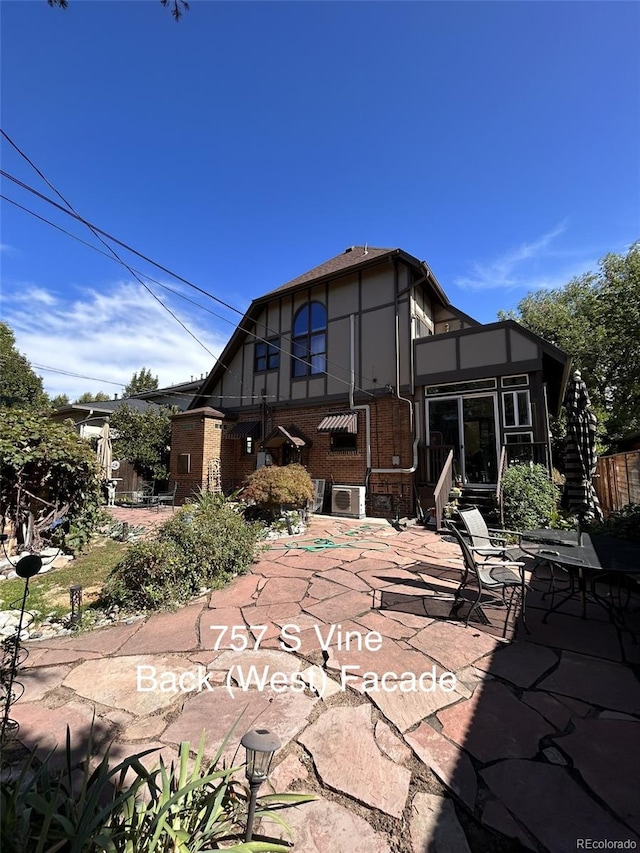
[8,511,640,852]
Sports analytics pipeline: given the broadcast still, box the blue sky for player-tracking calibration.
[1,1,638,400]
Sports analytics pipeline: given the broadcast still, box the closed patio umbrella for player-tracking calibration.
[96,421,113,483]
[563,370,603,523]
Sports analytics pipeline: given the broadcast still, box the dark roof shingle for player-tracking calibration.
[265,246,397,295]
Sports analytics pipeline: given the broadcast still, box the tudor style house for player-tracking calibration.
[170,246,569,521]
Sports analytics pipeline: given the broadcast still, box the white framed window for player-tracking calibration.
[502,374,529,387]
[504,431,534,444]
[503,390,531,427]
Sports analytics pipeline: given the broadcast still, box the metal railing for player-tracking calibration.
[417,444,456,485]
[433,449,454,531]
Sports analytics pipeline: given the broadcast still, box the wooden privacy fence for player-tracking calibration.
[595,451,640,515]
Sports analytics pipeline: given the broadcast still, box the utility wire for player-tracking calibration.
[1,156,377,397]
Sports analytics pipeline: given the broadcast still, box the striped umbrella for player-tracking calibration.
[563,370,603,522]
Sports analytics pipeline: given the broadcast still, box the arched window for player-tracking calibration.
[292,302,327,377]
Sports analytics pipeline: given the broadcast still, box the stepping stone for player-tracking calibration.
[256,576,310,606]
[521,690,573,731]
[474,640,558,688]
[252,558,313,578]
[31,620,142,654]
[208,573,260,608]
[408,620,500,672]
[63,654,198,715]
[437,680,554,762]
[162,686,317,764]
[17,664,71,702]
[265,796,391,853]
[538,651,640,714]
[303,589,373,623]
[481,759,640,852]
[374,720,412,763]
[481,799,537,850]
[552,718,640,833]
[405,722,477,812]
[410,793,471,853]
[12,700,108,769]
[118,604,202,654]
[370,683,461,734]
[200,607,246,650]
[298,704,411,818]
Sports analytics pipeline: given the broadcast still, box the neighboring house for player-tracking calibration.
[171,246,570,518]
[50,377,205,439]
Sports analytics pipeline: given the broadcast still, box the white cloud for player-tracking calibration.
[455,222,576,291]
[0,280,231,401]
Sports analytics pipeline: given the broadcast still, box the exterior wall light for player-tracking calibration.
[69,584,83,625]
[241,727,281,842]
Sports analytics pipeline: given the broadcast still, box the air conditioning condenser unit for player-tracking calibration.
[331,485,366,519]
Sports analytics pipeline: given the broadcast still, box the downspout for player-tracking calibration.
[349,314,372,471]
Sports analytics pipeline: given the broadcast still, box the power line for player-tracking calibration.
[0,145,377,396]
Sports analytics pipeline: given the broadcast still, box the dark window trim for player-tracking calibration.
[291,301,327,378]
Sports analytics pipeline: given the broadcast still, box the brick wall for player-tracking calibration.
[216,396,417,518]
[170,408,224,504]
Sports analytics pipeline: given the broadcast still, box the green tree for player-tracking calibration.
[109,403,173,480]
[124,367,159,397]
[74,391,112,403]
[50,393,70,409]
[0,322,49,410]
[47,0,190,21]
[0,408,102,552]
[499,242,640,449]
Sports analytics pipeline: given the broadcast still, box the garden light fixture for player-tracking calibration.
[69,584,83,625]
[241,727,281,842]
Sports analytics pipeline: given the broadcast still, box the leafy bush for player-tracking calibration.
[242,464,314,518]
[102,492,263,610]
[0,408,102,553]
[501,463,559,530]
[587,503,640,542]
[1,724,314,852]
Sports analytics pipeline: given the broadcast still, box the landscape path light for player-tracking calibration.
[241,727,281,842]
[69,584,83,625]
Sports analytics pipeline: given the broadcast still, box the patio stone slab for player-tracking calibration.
[252,558,314,578]
[410,793,471,853]
[481,759,640,852]
[266,797,391,853]
[552,718,640,833]
[374,720,412,764]
[369,682,462,733]
[327,636,441,683]
[408,620,500,673]
[272,552,343,571]
[437,680,554,762]
[23,647,102,667]
[162,686,317,762]
[118,604,202,654]
[63,654,196,715]
[210,648,306,678]
[355,609,418,640]
[521,690,573,731]
[537,651,640,714]
[207,573,260,608]
[31,620,143,654]
[354,563,412,586]
[13,700,110,768]
[298,703,411,817]
[303,589,373,623]
[381,608,435,630]
[404,721,477,812]
[306,576,352,600]
[524,607,623,661]
[268,752,309,791]
[199,607,246,650]
[312,567,371,591]
[255,576,310,606]
[18,664,72,702]
[481,799,537,850]
[474,640,558,688]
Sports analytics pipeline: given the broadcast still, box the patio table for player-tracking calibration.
[520,532,640,630]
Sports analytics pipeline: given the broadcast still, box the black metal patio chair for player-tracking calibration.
[446,520,529,636]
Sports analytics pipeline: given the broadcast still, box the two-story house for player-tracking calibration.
[170,246,569,520]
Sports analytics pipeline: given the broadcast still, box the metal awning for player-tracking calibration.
[263,425,309,448]
[317,412,358,434]
[227,421,261,439]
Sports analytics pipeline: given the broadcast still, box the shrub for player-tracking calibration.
[0,724,314,852]
[501,463,559,531]
[587,503,640,542]
[242,464,314,518]
[102,492,263,610]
